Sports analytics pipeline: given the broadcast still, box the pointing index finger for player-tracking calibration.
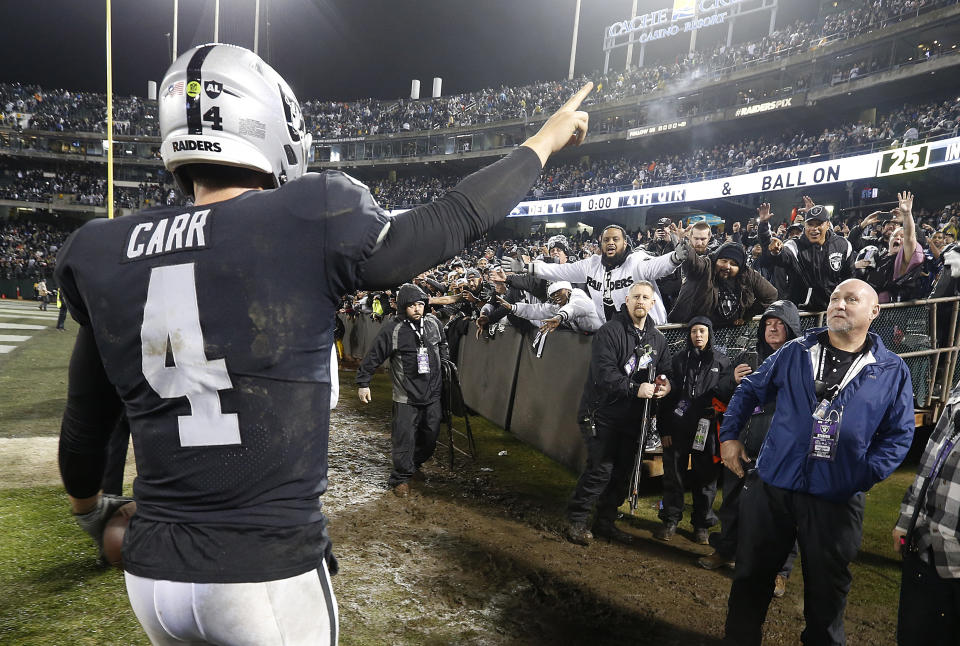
[561,82,594,111]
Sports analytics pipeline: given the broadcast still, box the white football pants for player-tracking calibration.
[125,562,338,645]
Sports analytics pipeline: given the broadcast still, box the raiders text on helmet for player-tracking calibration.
[159,44,312,196]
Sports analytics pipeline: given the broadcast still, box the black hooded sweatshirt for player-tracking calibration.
[658,315,733,447]
[720,299,802,456]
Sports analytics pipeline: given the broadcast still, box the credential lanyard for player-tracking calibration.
[407,320,425,348]
[815,343,869,404]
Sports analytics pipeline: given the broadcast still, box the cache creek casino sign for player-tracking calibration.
[605,0,745,44]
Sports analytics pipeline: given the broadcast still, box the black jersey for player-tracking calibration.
[56,148,544,583]
[57,172,389,582]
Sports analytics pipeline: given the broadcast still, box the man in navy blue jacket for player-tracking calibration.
[719,278,914,646]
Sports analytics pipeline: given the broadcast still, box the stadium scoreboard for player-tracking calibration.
[507,135,960,218]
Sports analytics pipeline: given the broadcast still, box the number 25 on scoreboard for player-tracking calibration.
[878,144,929,177]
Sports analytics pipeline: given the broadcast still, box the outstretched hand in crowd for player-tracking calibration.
[898,190,914,214]
[757,202,774,222]
[540,317,562,334]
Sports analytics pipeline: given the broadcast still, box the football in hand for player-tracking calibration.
[102,501,136,568]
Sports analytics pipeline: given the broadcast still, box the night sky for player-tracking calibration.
[0,0,813,103]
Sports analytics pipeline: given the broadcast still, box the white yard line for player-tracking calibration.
[0,335,31,342]
[0,307,59,315]
[0,313,59,321]
[0,323,47,330]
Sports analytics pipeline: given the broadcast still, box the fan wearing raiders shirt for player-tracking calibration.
[56,43,594,646]
[507,224,688,324]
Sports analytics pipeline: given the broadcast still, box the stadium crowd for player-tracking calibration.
[0,220,73,280]
[0,0,949,143]
[344,190,960,332]
[0,168,184,211]
[2,91,955,213]
[366,95,959,208]
[305,0,947,138]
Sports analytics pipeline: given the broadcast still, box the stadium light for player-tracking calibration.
[172,0,178,63]
[568,0,581,80]
[106,0,114,219]
[254,0,261,54]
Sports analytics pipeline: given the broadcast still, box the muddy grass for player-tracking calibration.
[0,364,900,645]
[325,372,897,646]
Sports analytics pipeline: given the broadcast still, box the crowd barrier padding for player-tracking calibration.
[339,297,953,474]
[0,279,45,301]
[508,330,593,471]
[457,326,524,430]
[339,314,385,362]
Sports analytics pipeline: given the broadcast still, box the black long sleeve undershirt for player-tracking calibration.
[358,146,543,289]
[59,147,544,495]
[59,325,124,498]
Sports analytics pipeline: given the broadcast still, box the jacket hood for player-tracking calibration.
[686,315,714,352]
[757,300,801,359]
[396,283,428,310]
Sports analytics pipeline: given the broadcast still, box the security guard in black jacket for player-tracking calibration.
[357,283,449,497]
[654,315,732,543]
[565,281,673,546]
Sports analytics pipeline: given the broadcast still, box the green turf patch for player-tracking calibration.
[0,321,76,439]
[0,486,147,645]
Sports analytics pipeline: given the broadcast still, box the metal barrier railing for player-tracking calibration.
[656,296,960,417]
[340,296,960,424]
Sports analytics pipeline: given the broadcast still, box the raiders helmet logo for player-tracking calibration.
[278,84,304,143]
[829,252,843,272]
[204,81,223,99]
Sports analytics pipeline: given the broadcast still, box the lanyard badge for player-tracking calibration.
[416,347,430,374]
[809,408,842,461]
[637,343,653,369]
[625,343,653,375]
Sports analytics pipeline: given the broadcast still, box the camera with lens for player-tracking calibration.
[479,281,500,304]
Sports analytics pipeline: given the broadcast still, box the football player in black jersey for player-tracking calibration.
[56,43,591,645]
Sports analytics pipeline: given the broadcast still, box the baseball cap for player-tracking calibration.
[804,204,830,224]
[547,281,573,296]
[655,217,672,229]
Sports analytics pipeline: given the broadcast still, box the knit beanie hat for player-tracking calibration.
[715,242,746,267]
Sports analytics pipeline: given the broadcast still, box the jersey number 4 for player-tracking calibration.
[141,263,240,447]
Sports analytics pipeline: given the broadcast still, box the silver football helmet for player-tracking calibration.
[159,43,312,196]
